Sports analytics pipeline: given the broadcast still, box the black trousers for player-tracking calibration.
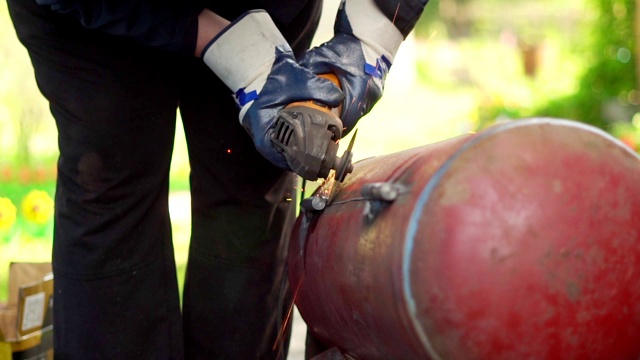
[8,1,322,358]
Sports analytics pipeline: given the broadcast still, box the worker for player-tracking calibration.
[6,0,428,358]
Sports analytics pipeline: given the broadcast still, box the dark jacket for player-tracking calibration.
[34,0,311,55]
[33,0,428,55]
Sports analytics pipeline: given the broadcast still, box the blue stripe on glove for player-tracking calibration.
[234,88,259,107]
[364,55,392,79]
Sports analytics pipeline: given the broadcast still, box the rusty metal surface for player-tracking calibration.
[288,119,640,360]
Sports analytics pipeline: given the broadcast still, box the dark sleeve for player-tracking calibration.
[373,0,429,38]
[35,0,204,55]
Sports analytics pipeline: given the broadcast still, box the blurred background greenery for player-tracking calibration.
[0,0,639,302]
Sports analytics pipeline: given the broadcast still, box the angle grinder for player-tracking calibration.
[271,74,355,182]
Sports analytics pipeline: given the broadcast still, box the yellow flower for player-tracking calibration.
[0,197,17,231]
[22,190,54,225]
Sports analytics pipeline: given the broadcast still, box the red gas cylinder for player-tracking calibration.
[288,118,640,360]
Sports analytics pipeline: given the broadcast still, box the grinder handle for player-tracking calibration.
[271,72,350,180]
[318,73,342,117]
[286,73,343,121]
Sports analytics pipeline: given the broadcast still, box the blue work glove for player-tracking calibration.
[300,0,427,134]
[202,10,345,170]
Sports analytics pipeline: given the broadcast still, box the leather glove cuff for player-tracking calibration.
[202,10,289,120]
[336,0,404,69]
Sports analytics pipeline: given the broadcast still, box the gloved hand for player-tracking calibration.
[300,0,428,134]
[202,10,345,170]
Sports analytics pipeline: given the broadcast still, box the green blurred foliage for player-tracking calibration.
[415,0,638,137]
[414,0,598,130]
[536,0,638,129]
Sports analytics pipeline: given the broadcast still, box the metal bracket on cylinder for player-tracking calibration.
[301,195,328,212]
[360,182,407,224]
[361,182,406,202]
